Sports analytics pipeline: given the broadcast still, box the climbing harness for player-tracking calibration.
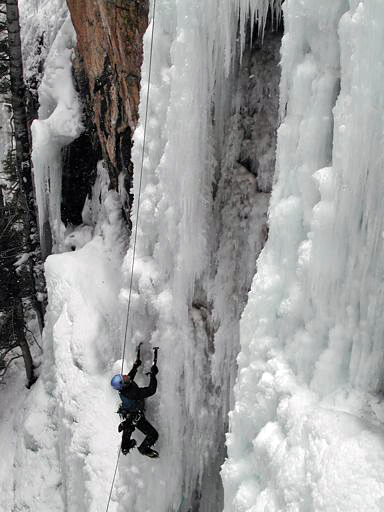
[105,0,157,510]
[118,410,143,430]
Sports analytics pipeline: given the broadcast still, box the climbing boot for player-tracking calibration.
[122,439,136,455]
[138,445,159,458]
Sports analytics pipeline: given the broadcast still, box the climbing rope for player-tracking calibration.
[120,0,157,376]
[105,1,157,510]
[105,449,121,512]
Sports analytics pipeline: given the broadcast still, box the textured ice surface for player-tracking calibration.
[3,0,384,511]
[223,1,384,510]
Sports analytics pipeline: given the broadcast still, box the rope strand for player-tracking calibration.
[121,0,157,376]
[105,1,157,510]
[105,449,121,512]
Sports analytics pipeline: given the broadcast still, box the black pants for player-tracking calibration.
[121,412,158,452]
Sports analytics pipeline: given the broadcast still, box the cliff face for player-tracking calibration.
[66,0,149,190]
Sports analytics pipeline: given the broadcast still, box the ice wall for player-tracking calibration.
[0,166,128,511]
[115,1,280,511]
[2,0,281,510]
[223,1,384,510]
[11,0,384,510]
[0,2,126,510]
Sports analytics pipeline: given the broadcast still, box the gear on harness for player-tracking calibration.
[117,410,143,432]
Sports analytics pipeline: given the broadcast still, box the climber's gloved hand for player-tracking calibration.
[150,364,158,376]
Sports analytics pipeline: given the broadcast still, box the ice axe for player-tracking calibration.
[136,342,143,363]
[153,346,159,365]
[146,347,159,375]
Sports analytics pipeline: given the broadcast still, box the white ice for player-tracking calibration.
[2,0,384,511]
[31,8,83,254]
[223,1,384,511]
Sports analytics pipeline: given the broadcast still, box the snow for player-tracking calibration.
[2,0,384,511]
[1,181,127,511]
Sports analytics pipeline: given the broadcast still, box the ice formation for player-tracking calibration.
[1,0,384,511]
[223,1,384,510]
[30,7,83,254]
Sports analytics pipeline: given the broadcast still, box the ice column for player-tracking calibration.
[31,17,83,255]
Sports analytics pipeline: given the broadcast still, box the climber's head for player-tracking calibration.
[111,374,124,391]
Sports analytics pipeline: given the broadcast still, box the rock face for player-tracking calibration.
[66,0,149,190]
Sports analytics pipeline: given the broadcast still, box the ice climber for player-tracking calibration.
[111,345,159,458]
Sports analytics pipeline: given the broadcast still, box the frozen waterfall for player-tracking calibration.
[2,0,384,511]
[223,1,384,511]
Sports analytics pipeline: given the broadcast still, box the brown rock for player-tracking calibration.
[67,0,149,188]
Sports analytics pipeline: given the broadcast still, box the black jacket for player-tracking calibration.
[119,362,157,411]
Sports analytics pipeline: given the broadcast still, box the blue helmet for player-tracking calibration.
[111,374,123,391]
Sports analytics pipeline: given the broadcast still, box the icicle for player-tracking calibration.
[31,16,83,253]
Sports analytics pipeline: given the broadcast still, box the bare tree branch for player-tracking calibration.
[25,327,43,353]
[0,342,20,356]
[0,353,22,378]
